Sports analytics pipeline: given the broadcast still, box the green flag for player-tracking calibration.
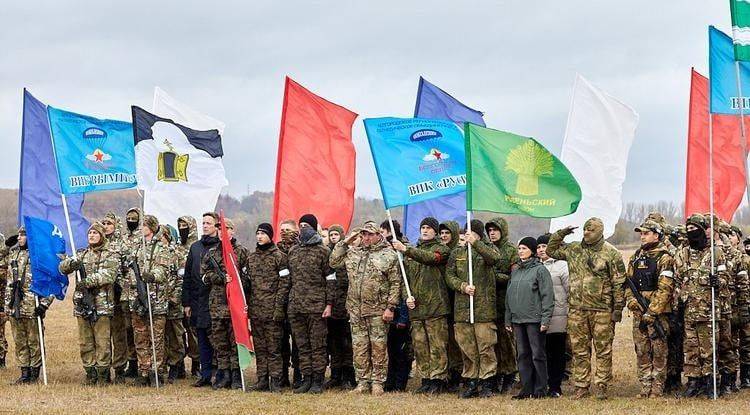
[465,123,581,217]
[731,0,750,61]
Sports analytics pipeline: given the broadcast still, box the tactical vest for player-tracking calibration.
[631,249,658,292]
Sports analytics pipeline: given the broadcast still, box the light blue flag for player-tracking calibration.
[364,117,466,209]
[709,25,750,114]
[24,216,68,300]
[48,106,136,194]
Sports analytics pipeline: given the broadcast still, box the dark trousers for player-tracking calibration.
[513,323,548,395]
[545,332,567,393]
[281,319,299,378]
[196,327,214,380]
[385,324,413,391]
[327,318,353,370]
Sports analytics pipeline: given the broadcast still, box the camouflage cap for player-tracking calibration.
[646,212,667,226]
[674,224,687,235]
[159,225,173,242]
[731,225,743,238]
[634,219,663,235]
[686,213,708,230]
[143,215,159,233]
[102,211,118,224]
[329,224,345,235]
[88,221,106,237]
[360,221,379,234]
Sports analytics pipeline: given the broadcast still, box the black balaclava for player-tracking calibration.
[179,227,190,245]
[127,219,139,232]
[686,227,708,250]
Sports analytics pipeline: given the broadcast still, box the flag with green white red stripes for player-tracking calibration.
[731,0,750,60]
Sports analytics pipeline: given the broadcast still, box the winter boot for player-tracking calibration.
[682,377,703,398]
[460,379,479,399]
[231,369,243,390]
[190,358,200,378]
[324,367,342,389]
[175,361,186,379]
[82,367,98,386]
[13,367,30,385]
[477,379,495,398]
[124,359,138,378]
[427,379,447,394]
[293,374,312,394]
[113,366,127,384]
[342,366,357,389]
[705,375,718,399]
[500,373,516,394]
[269,377,283,393]
[415,378,431,394]
[308,372,324,394]
[741,364,750,388]
[96,367,111,385]
[292,367,302,389]
[212,369,231,390]
[167,365,178,384]
[250,375,270,392]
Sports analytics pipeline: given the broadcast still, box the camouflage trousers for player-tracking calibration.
[683,320,717,378]
[0,313,8,359]
[252,318,284,380]
[567,309,614,388]
[733,320,750,365]
[411,316,449,381]
[327,318,353,370]
[632,312,669,393]
[111,302,136,369]
[350,314,389,384]
[290,313,328,376]
[210,318,238,370]
[132,313,166,376]
[10,317,42,368]
[164,318,186,366]
[666,303,685,377]
[454,321,497,380]
[718,316,737,373]
[495,319,517,375]
[77,316,112,368]
[184,317,199,360]
[447,319,462,374]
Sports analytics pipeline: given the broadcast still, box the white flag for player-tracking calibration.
[549,75,639,239]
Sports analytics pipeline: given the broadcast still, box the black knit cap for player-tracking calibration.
[420,217,440,233]
[536,233,551,245]
[465,219,485,238]
[518,236,538,254]
[257,223,274,239]
[299,213,318,230]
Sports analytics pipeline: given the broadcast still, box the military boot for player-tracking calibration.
[96,367,111,385]
[82,367,97,387]
[293,374,312,394]
[134,374,150,387]
[190,358,200,378]
[124,360,138,378]
[371,382,385,396]
[427,379,447,394]
[350,381,370,394]
[341,366,357,389]
[682,377,703,398]
[148,371,165,388]
[500,373,516,394]
[705,376,718,399]
[113,366,127,384]
[414,378,431,394]
[741,364,750,388]
[167,365,178,384]
[718,371,732,396]
[269,377,283,393]
[231,369,243,390]
[477,379,494,398]
[212,369,231,390]
[446,370,462,393]
[175,361,186,379]
[308,372,324,394]
[460,379,479,399]
[250,376,270,392]
[573,386,590,399]
[13,367,30,385]
[292,367,302,389]
[324,367,342,389]
[595,384,608,400]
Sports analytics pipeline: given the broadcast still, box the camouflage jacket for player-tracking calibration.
[445,239,503,323]
[547,231,626,313]
[403,238,451,320]
[246,244,288,321]
[175,215,199,275]
[327,242,349,320]
[722,244,750,317]
[486,217,519,319]
[330,238,401,318]
[128,235,170,316]
[282,238,335,316]
[277,237,298,256]
[0,243,8,312]
[5,248,53,319]
[674,245,727,322]
[104,229,132,307]
[202,239,251,320]
[624,242,675,316]
[164,244,184,319]
[60,243,118,317]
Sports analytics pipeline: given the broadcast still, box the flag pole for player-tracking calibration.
[466,211,475,324]
[733,61,750,207]
[33,296,48,385]
[138,192,160,389]
[708,110,718,400]
[385,209,413,300]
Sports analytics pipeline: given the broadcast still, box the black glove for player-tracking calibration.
[142,272,155,283]
[4,234,18,248]
[709,273,719,288]
[68,259,82,272]
[34,304,48,319]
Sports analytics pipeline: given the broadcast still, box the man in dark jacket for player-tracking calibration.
[182,212,220,387]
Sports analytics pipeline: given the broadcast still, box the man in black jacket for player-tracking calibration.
[182,212,220,387]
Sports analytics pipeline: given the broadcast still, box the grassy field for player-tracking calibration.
[2,250,749,414]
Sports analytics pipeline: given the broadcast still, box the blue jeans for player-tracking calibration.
[196,327,214,380]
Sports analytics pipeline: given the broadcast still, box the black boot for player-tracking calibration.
[308,372,324,394]
[718,372,732,396]
[269,377,283,393]
[447,370,462,393]
[705,375,718,399]
[477,379,494,398]
[167,365,178,384]
[82,367,98,386]
[190,358,200,378]
[28,366,40,383]
[460,379,479,399]
[124,360,138,378]
[500,373,516,394]
[741,365,750,388]
[96,367,111,385]
[212,369,231,390]
[415,378,431,394]
[250,375,270,392]
[193,376,212,387]
[342,366,357,389]
[13,367,30,385]
[324,367,342,389]
[427,379,447,394]
[134,374,150,387]
[113,366,127,384]
[293,374,312,394]
[231,369,243,390]
[726,371,738,393]
[682,377,703,398]
[292,367,302,389]
[175,361,186,379]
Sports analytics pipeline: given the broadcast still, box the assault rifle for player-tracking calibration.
[9,259,23,319]
[128,258,150,317]
[74,264,98,322]
[625,276,667,340]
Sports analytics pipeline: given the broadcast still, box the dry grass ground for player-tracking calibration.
[1,249,749,414]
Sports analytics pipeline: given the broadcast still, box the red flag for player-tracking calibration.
[685,69,746,221]
[219,211,254,370]
[272,77,358,236]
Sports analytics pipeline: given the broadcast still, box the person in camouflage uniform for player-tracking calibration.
[277,219,301,388]
[445,219,503,399]
[547,217,626,400]
[6,227,53,384]
[202,218,249,391]
[129,215,170,387]
[391,217,451,394]
[0,234,10,368]
[727,225,750,390]
[175,216,200,378]
[59,222,118,385]
[674,214,726,398]
[484,217,520,393]
[625,220,675,398]
[330,221,401,396]
[324,224,356,390]
[280,215,335,394]
[245,223,288,392]
[122,208,143,377]
[741,235,750,388]
[439,220,463,391]
[159,225,186,383]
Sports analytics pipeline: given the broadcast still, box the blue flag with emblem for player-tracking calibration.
[709,25,750,114]
[364,117,466,209]
[24,216,68,300]
[47,106,136,194]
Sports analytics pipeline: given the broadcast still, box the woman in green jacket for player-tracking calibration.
[504,237,554,400]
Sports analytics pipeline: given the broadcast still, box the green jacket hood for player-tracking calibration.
[486,216,510,245]
[439,220,460,250]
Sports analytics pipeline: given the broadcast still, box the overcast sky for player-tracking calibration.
[0,1,733,203]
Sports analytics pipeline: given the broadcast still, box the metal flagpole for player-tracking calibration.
[33,296,48,385]
[385,209,413,300]
[139,192,160,389]
[733,61,750,207]
[466,211,474,324]
[709,112,718,400]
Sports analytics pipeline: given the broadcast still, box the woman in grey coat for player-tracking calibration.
[505,237,554,399]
